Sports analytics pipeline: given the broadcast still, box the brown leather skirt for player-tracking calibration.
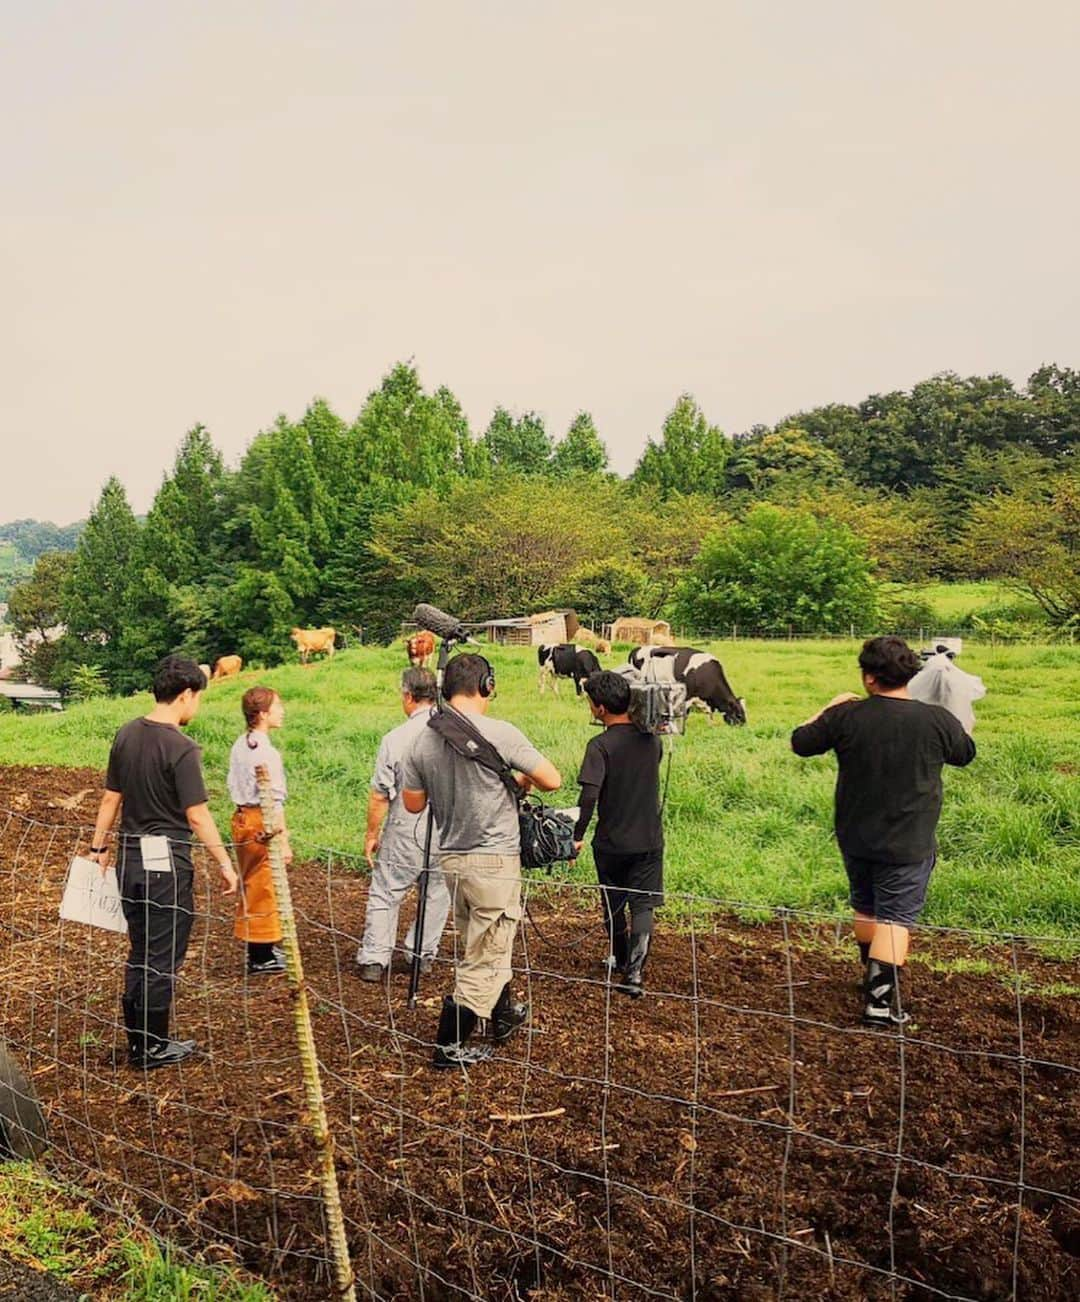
[231,806,282,943]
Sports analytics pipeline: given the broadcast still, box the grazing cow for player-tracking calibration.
[406,630,436,668]
[291,627,337,664]
[538,644,601,696]
[629,646,746,725]
[212,655,243,681]
[197,663,211,686]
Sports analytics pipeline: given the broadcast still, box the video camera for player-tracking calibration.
[628,680,688,736]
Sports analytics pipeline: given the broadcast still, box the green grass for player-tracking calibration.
[912,579,1046,625]
[0,1163,274,1299]
[0,638,1077,937]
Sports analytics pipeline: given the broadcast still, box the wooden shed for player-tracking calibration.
[486,610,574,647]
[608,617,672,646]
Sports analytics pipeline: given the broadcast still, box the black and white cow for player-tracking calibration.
[629,646,747,725]
[538,643,601,696]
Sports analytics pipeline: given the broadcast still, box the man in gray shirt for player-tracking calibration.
[356,668,449,981]
[402,653,561,1068]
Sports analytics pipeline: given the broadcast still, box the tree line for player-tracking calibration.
[7,361,1078,694]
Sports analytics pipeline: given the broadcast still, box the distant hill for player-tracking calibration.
[0,518,84,602]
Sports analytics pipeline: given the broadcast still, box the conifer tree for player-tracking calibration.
[62,478,141,689]
[552,411,609,477]
[632,395,729,497]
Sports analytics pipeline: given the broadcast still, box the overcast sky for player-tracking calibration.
[3,1,1079,523]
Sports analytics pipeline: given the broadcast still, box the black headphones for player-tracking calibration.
[446,653,496,698]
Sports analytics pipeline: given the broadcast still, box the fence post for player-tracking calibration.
[255,765,356,1301]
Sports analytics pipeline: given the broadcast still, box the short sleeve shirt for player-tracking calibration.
[105,717,209,845]
[227,731,287,808]
[401,713,543,855]
[370,706,439,865]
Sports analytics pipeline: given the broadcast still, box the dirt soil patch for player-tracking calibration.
[1,765,1077,1300]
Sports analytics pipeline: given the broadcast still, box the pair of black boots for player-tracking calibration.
[432,984,528,1069]
[122,998,196,1070]
[858,943,909,1027]
[610,929,650,998]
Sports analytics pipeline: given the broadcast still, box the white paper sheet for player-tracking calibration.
[59,856,129,934]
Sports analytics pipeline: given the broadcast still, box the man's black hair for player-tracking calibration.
[584,670,631,715]
[858,636,920,689]
[443,653,491,699]
[401,666,437,703]
[152,655,207,702]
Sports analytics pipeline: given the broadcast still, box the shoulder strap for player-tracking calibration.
[426,706,521,804]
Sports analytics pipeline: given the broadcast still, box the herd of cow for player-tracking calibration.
[536,641,747,724]
[201,624,747,726]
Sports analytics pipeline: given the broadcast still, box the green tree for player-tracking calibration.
[547,558,651,626]
[632,395,729,497]
[551,412,609,477]
[62,478,141,689]
[673,504,877,634]
[122,425,231,677]
[958,475,1080,625]
[482,407,553,475]
[6,551,75,688]
[726,426,846,493]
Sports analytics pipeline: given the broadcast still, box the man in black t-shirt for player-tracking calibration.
[791,636,975,1026]
[573,671,663,998]
[87,656,238,1070]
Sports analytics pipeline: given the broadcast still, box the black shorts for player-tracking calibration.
[842,853,936,928]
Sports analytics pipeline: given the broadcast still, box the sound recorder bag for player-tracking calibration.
[427,708,576,869]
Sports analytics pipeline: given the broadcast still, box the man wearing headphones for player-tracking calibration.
[402,653,561,1068]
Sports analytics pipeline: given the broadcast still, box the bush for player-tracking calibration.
[546,559,653,628]
[67,664,110,702]
[672,504,877,635]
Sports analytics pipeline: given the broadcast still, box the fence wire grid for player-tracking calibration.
[0,803,1077,1301]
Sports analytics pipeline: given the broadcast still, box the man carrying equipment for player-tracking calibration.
[356,667,450,982]
[88,656,238,1069]
[791,636,975,1026]
[401,654,561,1068]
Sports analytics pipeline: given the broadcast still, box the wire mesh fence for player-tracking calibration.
[0,800,1077,1300]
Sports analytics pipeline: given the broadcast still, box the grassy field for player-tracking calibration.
[908,579,1045,624]
[0,639,1077,937]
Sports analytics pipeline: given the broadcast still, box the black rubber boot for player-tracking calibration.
[433,996,492,1069]
[618,931,651,999]
[863,959,910,1027]
[611,929,630,974]
[121,996,142,1063]
[131,1008,197,1070]
[490,983,528,1042]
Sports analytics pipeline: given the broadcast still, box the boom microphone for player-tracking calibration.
[412,603,478,645]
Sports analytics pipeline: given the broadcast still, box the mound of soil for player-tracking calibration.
[1,765,1077,1300]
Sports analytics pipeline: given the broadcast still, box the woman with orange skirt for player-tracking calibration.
[228,687,291,975]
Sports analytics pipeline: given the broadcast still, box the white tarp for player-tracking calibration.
[59,856,129,934]
[908,652,986,735]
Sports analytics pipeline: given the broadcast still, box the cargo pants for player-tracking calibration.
[441,852,522,1019]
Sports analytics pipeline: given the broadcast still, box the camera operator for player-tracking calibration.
[573,670,664,998]
[791,636,975,1026]
[401,653,561,1069]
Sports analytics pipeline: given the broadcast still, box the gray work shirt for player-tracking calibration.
[371,706,439,867]
[401,713,543,855]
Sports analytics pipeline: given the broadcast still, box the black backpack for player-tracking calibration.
[427,707,575,870]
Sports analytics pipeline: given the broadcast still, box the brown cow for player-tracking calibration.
[197,663,212,686]
[212,655,243,681]
[406,631,436,669]
[291,626,336,664]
